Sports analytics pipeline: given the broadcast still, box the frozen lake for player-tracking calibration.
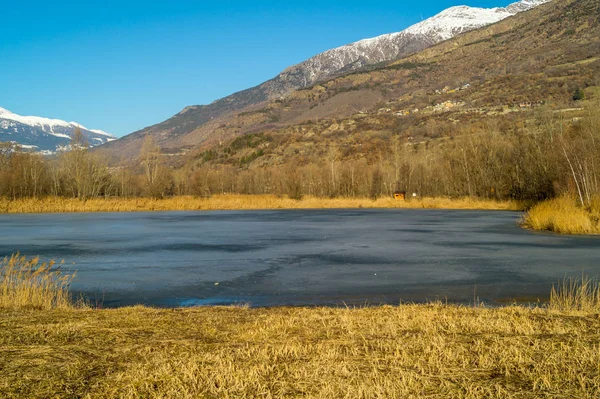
[1,209,599,307]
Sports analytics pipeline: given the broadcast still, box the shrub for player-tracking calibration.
[573,88,585,101]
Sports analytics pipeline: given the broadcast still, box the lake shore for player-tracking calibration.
[2,256,599,397]
[0,195,523,214]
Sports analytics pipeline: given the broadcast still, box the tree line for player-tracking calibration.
[1,106,599,205]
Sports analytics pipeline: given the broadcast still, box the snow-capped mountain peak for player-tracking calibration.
[0,107,74,130]
[0,107,116,153]
[403,0,549,40]
[275,0,549,91]
[403,6,512,40]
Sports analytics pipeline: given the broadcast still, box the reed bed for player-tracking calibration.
[0,195,522,214]
[1,255,599,398]
[523,195,600,234]
[0,254,75,310]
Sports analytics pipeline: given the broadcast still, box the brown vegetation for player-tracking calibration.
[4,103,600,207]
[0,195,521,214]
[4,304,600,398]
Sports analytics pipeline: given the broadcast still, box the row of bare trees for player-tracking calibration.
[170,107,600,203]
[1,107,599,203]
[0,131,169,200]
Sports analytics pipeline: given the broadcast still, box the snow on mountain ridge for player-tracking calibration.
[278,0,549,89]
[0,107,115,139]
[0,106,117,153]
[90,129,116,140]
[0,108,72,132]
[404,0,549,40]
[402,6,513,40]
[344,0,549,49]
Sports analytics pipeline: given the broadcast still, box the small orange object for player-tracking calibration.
[393,191,406,201]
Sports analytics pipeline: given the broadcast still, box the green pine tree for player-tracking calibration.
[573,88,585,101]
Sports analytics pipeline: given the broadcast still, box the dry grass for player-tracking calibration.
[523,196,600,234]
[0,254,75,310]
[550,275,600,313]
[1,303,599,398]
[1,256,600,398]
[0,195,522,214]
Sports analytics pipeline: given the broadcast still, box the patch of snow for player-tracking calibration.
[13,143,39,149]
[69,121,88,129]
[50,132,72,139]
[90,129,116,138]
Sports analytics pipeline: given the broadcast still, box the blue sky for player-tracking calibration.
[1,0,512,137]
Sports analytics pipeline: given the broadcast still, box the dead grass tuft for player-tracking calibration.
[0,254,76,310]
[550,274,600,313]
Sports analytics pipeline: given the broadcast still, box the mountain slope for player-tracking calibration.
[0,107,115,153]
[182,0,598,169]
[101,0,549,159]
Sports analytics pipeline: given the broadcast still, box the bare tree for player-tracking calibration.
[139,135,171,198]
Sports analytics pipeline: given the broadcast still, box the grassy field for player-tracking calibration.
[523,196,600,235]
[0,195,523,214]
[1,255,600,398]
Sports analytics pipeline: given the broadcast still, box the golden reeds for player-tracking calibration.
[0,195,522,214]
[549,274,600,313]
[0,253,75,310]
[523,195,600,234]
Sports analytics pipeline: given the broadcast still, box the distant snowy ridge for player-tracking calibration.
[0,106,116,153]
[0,107,114,139]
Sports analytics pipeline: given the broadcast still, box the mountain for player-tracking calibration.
[100,0,549,159]
[0,107,115,154]
[181,0,597,169]
[276,0,549,89]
